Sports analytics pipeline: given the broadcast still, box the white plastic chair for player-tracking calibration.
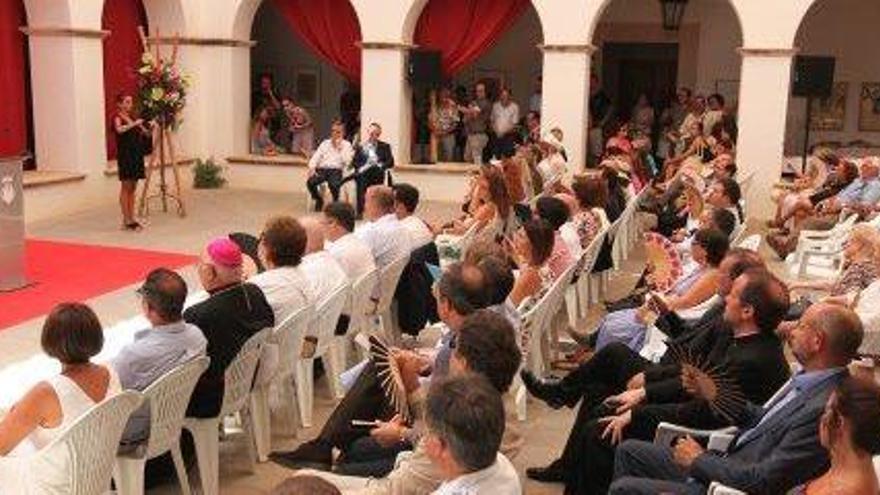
[0,391,144,495]
[435,222,479,269]
[707,482,747,495]
[371,254,410,344]
[574,227,609,318]
[730,223,748,246]
[736,234,761,252]
[293,282,350,428]
[328,268,379,398]
[114,357,210,495]
[250,307,312,461]
[787,214,858,278]
[183,328,270,495]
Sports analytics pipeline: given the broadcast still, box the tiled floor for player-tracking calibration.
[3,187,655,494]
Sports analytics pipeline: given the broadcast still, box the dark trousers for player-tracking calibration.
[558,342,650,405]
[608,440,705,495]
[493,131,516,159]
[342,166,387,215]
[307,168,343,211]
[335,436,412,477]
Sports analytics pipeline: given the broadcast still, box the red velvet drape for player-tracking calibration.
[415,0,531,78]
[272,0,362,82]
[102,0,148,159]
[0,0,28,157]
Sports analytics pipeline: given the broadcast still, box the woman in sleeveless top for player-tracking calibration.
[445,165,515,244]
[0,303,120,494]
[508,219,557,353]
[114,94,151,231]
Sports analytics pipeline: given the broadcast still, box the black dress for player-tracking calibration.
[116,115,146,181]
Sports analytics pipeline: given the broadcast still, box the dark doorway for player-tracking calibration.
[601,42,679,122]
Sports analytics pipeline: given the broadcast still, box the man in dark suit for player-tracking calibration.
[608,302,864,495]
[523,248,764,484]
[345,122,394,216]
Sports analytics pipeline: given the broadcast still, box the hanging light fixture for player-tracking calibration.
[660,0,689,31]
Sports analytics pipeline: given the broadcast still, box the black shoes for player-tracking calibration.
[520,370,568,409]
[526,459,565,483]
[269,440,332,471]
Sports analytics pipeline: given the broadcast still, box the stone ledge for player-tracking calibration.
[227,154,480,175]
[23,170,86,189]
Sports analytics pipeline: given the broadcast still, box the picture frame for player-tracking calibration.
[294,67,320,108]
[859,82,880,132]
[810,82,848,131]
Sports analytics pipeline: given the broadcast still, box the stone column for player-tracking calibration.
[734,48,797,220]
[360,42,412,165]
[540,44,594,174]
[24,27,109,173]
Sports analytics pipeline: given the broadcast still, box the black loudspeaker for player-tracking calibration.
[407,49,442,87]
[792,56,835,98]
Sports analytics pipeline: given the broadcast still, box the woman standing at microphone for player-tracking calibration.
[113,93,152,231]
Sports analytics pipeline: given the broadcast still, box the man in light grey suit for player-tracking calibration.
[608,302,864,495]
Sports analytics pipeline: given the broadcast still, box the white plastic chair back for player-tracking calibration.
[312,282,351,357]
[737,234,761,252]
[730,223,747,246]
[218,328,271,418]
[347,268,379,338]
[141,356,210,459]
[606,215,627,270]
[375,254,410,316]
[55,391,144,495]
[273,306,313,381]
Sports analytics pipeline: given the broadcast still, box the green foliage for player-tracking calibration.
[192,158,227,189]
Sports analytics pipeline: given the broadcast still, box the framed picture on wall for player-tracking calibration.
[714,79,739,110]
[859,83,880,132]
[294,67,320,108]
[474,69,506,101]
[810,82,848,131]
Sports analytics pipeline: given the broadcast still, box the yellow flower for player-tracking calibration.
[151,87,165,102]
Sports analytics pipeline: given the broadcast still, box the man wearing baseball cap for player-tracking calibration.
[184,236,275,418]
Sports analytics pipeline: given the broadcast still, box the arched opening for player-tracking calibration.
[587,0,743,167]
[249,0,362,156]
[783,0,880,167]
[408,0,543,165]
[102,0,149,161]
[0,0,34,168]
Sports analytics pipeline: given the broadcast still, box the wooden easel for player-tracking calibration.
[136,27,186,218]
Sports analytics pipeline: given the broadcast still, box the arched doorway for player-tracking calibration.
[249,0,362,155]
[102,0,149,161]
[783,0,880,166]
[0,0,33,168]
[588,0,743,165]
[408,0,543,165]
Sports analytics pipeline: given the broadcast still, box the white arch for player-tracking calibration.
[139,0,188,34]
[233,0,363,42]
[22,0,73,27]
[586,0,744,45]
[400,0,545,45]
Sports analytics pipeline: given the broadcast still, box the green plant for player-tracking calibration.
[192,158,227,189]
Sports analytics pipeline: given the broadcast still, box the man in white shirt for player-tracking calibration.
[491,87,520,160]
[322,201,377,281]
[426,374,521,495]
[356,185,411,269]
[393,183,434,251]
[299,216,349,304]
[249,215,313,322]
[307,120,355,211]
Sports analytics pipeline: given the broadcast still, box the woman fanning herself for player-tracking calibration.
[593,227,729,352]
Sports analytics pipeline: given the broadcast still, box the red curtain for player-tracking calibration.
[272,0,362,82]
[0,0,28,157]
[415,0,530,77]
[102,0,147,159]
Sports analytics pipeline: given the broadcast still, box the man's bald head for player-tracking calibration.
[299,216,325,254]
[365,185,395,220]
[807,303,864,366]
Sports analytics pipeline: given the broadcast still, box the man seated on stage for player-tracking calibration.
[356,185,411,269]
[344,123,394,217]
[609,303,864,495]
[291,309,523,494]
[249,215,313,323]
[112,268,207,447]
[185,237,274,418]
[299,216,349,304]
[393,183,435,251]
[269,262,490,471]
[307,120,355,211]
[322,201,377,281]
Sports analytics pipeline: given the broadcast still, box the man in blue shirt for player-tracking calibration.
[608,303,864,495]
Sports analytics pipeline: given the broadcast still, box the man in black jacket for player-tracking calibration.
[609,302,863,495]
[345,122,394,216]
[522,248,763,485]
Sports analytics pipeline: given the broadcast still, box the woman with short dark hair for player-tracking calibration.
[0,303,120,492]
[508,219,556,308]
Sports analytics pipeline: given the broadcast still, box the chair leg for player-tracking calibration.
[185,419,220,495]
[325,341,346,400]
[170,443,193,495]
[514,378,527,422]
[293,360,314,428]
[250,386,272,462]
[239,406,258,473]
[114,457,146,495]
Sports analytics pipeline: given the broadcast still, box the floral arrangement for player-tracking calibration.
[136,51,189,129]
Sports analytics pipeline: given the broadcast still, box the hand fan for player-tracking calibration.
[643,232,684,293]
[368,335,411,422]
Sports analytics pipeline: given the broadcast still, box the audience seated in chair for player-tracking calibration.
[299,216,349,305]
[356,185,411,269]
[0,303,122,493]
[249,215,314,322]
[322,201,377,281]
[112,268,205,448]
[508,219,557,308]
[534,196,575,279]
[393,183,435,251]
[608,302,864,495]
[185,237,275,418]
[269,262,490,472]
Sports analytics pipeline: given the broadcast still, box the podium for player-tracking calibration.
[0,156,27,291]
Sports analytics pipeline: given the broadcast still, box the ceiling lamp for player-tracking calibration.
[660,0,689,31]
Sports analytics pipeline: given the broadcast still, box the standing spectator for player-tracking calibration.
[252,72,281,122]
[460,82,491,165]
[529,75,543,113]
[631,93,655,138]
[430,88,461,162]
[307,121,355,211]
[279,97,314,157]
[491,87,520,159]
[703,93,726,138]
[659,87,692,159]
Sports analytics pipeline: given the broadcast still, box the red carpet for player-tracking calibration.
[0,240,197,330]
